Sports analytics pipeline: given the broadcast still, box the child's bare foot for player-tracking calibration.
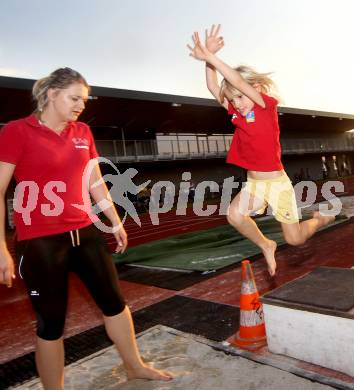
[261,239,277,276]
[126,363,173,381]
[313,211,335,228]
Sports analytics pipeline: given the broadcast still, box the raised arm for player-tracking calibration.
[207,54,265,108]
[0,162,16,287]
[188,29,265,108]
[204,25,228,109]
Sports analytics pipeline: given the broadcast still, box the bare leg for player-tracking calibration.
[228,192,277,276]
[300,211,335,239]
[35,337,64,390]
[282,211,335,245]
[104,306,173,381]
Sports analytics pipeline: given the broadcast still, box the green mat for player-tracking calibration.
[112,216,348,272]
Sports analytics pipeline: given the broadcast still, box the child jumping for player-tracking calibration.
[187,24,334,276]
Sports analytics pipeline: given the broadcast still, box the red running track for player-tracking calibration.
[103,208,228,250]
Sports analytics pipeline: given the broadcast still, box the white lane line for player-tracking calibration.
[128,263,193,272]
[106,217,222,238]
[105,219,227,242]
[120,213,225,227]
[122,215,226,232]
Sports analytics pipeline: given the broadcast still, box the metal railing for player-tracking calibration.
[95,139,230,162]
[281,137,354,155]
[95,136,354,162]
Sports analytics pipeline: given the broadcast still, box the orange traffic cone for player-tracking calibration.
[232,260,267,350]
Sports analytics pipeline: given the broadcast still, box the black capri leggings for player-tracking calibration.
[15,224,126,341]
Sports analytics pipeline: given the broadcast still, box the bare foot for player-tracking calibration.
[313,211,335,228]
[126,363,173,381]
[261,239,277,276]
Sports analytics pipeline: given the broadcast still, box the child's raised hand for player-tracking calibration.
[187,32,211,61]
[205,24,224,54]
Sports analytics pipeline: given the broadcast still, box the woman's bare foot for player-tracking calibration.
[313,211,335,228]
[261,239,277,276]
[126,363,173,381]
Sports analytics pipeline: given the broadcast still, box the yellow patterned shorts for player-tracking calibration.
[242,174,299,224]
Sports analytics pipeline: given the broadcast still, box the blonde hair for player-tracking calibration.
[219,65,278,102]
[32,67,90,112]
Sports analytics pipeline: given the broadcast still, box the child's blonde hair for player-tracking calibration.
[219,65,278,102]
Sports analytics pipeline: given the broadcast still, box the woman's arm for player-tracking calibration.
[0,162,16,287]
[88,160,128,253]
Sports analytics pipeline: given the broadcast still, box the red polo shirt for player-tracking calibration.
[0,114,99,240]
[226,93,283,171]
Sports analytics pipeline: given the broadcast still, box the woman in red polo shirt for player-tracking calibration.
[188,25,334,276]
[0,68,172,388]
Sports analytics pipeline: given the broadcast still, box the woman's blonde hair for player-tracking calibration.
[219,65,278,102]
[32,67,90,112]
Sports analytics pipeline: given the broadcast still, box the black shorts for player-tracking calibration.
[16,224,126,340]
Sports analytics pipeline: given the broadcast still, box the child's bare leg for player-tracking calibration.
[281,211,335,246]
[227,192,277,276]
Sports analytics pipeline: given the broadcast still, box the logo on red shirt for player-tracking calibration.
[246,111,255,123]
[72,137,89,149]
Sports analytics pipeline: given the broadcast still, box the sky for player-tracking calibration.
[1,0,353,114]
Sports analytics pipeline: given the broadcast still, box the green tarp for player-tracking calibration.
[112,216,347,272]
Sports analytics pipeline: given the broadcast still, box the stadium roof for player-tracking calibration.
[0,75,353,138]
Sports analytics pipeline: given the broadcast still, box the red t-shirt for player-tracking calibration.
[0,114,99,240]
[226,93,283,171]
